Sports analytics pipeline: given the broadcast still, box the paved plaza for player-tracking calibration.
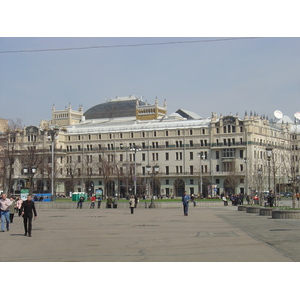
[1,203,300,262]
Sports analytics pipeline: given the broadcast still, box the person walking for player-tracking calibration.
[191,194,196,206]
[16,197,23,216]
[9,196,16,223]
[134,195,139,208]
[0,193,12,232]
[21,195,37,237]
[182,191,190,216]
[97,196,102,209]
[267,190,275,207]
[129,195,135,214]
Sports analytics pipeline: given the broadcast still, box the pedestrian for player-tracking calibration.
[267,190,275,207]
[113,194,118,209]
[129,195,135,214]
[20,195,37,237]
[239,193,244,205]
[16,197,23,216]
[222,195,228,206]
[0,193,12,232]
[191,194,196,206]
[246,194,250,205]
[9,196,16,223]
[182,191,190,216]
[253,194,259,205]
[107,197,112,208]
[97,196,102,209]
[77,196,84,209]
[90,195,96,209]
[134,195,139,208]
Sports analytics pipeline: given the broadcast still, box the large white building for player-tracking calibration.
[2,96,300,200]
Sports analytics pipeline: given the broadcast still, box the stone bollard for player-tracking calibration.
[272,210,300,219]
[259,208,275,216]
[246,206,260,214]
[237,205,248,211]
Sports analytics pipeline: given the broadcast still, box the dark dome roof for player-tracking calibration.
[84,97,146,119]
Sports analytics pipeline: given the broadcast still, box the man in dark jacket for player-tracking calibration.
[21,195,37,237]
[267,190,275,207]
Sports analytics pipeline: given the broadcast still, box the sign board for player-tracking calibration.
[95,189,103,200]
[20,189,29,200]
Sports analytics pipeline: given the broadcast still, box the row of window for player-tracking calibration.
[64,149,245,164]
[68,129,208,141]
[65,140,214,152]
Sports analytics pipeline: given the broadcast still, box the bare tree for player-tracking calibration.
[2,119,23,195]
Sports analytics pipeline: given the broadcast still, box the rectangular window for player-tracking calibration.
[239,150,244,158]
[166,166,169,175]
[165,153,169,160]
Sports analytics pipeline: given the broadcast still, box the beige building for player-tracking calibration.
[2,96,300,200]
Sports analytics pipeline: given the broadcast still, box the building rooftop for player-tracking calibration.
[83,96,147,120]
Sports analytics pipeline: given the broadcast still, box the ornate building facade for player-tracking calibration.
[1,96,300,199]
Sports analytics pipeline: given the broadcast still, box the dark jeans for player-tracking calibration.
[10,213,14,223]
[23,216,33,235]
[130,207,134,214]
[183,204,189,215]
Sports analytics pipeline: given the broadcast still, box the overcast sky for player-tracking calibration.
[1,36,299,126]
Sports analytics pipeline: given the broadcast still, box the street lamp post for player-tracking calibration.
[257,168,263,205]
[197,152,205,198]
[243,158,248,197]
[147,164,159,208]
[48,127,59,201]
[130,145,141,196]
[266,146,273,193]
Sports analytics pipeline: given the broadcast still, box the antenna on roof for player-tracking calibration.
[294,112,300,123]
[274,110,283,120]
